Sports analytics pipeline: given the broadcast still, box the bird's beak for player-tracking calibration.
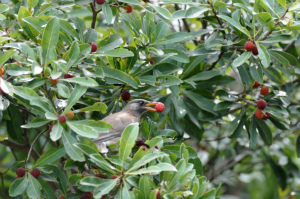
[145,102,158,112]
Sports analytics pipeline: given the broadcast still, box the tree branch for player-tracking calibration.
[0,140,39,160]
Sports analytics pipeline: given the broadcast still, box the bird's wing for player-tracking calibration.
[93,112,139,143]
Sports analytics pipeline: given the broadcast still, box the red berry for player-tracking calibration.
[30,169,40,178]
[111,175,118,179]
[121,90,131,101]
[149,56,155,65]
[155,103,165,112]
[260,86,269,96]
[262,112,270,120]
[58,195,65,199]
[252,46,258,56]
[95,0,105,4]
[252,81,260,88]
[244,41,254,51]
[257,99,267,110]
[89,42,98,52]
[95,173,106,178]
[59,115,67,123]
[64,74,74,79]
[156,191,160,199]
[143,0,149,2]
[0,67,4,75]
[82,192,93,199]
[49,124,54,132]
[135,139,145,147]
[16,168,26,177]
[50,78,59,85]
[255,109,264,119]
[66,111,74,119]
[155,145,158,149]
[126,5,133,13]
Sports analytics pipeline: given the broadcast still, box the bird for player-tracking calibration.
[93,99,157,153]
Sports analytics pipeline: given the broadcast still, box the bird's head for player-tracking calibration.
[123,99,158,116]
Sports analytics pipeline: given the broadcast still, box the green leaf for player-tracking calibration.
[98,33,123,51]
[60,77,99,87]
[57,83,71,98]
[249,117,257,149]
[128,152,166,172]
[65,41,80,69]
[50,123,63,141]
[18,7,39,42]
[277,0,286,8]
[185,7,209,18]
[41,17,60,66]
[232,51,252,67]
[151,6,172,21]
[0,4,9,13]
[62,85,87,114]
[9,177,29,197]
[127,163,177,175]
[45,165,68,195]
[73,120,112,133]
[62,131,85,162]
[119,123,139,165]
[38,180,55,199]
[93,179,118,198]
[21,118,50,129]
[33,147,66,168]
[84,28,97,43]
[255,117,273,146]
[157,75,183,87]
[118,0,141,5]
[89,154,117,173]
[182,90,216,114]
[296,135,300,158]
[27,174,42,199]
[103,2,113,24]
[66,121,98,138]
[73,18,86,42]
[78,102,107,113]
[6,105,23,140]
[184,70,220,81]
[256,43,270,68]
[263,66,282,84]
[218,15,250,36]
[74,143,99,156]
[157,30,210,45]
[97,49,134,57]
[139,176,150,199]
[0,49,18,66]
[102,67,138,88]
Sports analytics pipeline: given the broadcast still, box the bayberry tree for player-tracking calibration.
[0,0,300,198]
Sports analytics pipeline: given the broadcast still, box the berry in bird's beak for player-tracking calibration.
[145,102,158,112]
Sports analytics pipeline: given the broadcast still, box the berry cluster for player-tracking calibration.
[253,83,270,120]
[244,41,258,56]
[16,168,41,178]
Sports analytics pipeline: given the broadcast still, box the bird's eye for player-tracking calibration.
[138,101,144,106]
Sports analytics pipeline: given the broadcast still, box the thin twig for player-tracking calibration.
[209,0,226,39]
[260,8,289,41]
[283,40,295,52]
[9,101,36,117]
[44,84,57,113]
[25,129,47,166]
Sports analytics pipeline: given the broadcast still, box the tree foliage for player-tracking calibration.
[0,0,300,198]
